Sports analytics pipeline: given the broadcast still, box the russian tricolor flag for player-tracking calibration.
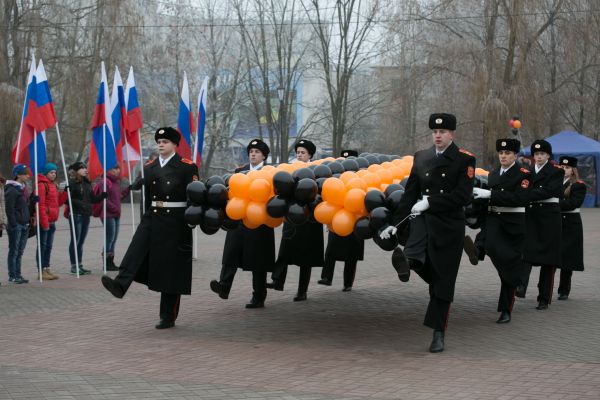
[109,66,125,175]
[176,72,194,159]
[123,67,143,167]
[193,77,208,168]
[88,62,116,181]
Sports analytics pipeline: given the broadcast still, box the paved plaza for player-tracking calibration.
[1,207,600,399]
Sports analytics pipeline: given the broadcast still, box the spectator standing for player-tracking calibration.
[36,163,60,280]
[0,174,6,286]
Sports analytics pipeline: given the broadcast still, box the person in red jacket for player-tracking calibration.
[36,163,60,280]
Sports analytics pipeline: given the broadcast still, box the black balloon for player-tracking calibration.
[307,194,322,212]
[292,167,316,182]
[328,161,345,174]
[359,152,370,158]
[206,175,225,187]
[341,159,359,172]
[373,225,398,251]
[184,205,203,226]
[222,173,232,186]
[384,184,404,197]
[308,164,317,170]
[200,222,220,235]
[365,155,379,165]
[390,155,401,160]
[314,164,333,179]
[355,157,369,169]
[400,177,409,187]
[295,178,318,204]
[377,154,389,163]
[364,190,386,212]
[286,202,309,225]
[203,207,225,230]
[316,177,328,194]
[386,190,404,211]
[273,171,296,198]
[369,206,391,231]
[207,183,228,208]
[321,160,332,166]
[186,181,207,205]
[222,215,239,231]
[266,195,289,218]
[354,217,373,240]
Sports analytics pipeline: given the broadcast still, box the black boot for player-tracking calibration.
[429,330,445,353]
[391,247,410,282]
[266,280,284,291]
[210,280,229,299]
[317,278,332,286]
[536,300,548,310]
[463,236,479,266]
[106,253,119,271]
[515,285,527,298]
[293,292,307,302]
[496,311,511,323]
[155,319,175,329]
[558,293,569,300]
[245,293,265,309]
[101,275,125,299]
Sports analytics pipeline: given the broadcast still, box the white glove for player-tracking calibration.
[473,188,491,199]
[188,224,196,229]
[411,198,430,215]
[379,225,397,240]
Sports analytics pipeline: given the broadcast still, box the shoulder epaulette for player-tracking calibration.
[181,158,193,165]
[459,148,475,157]
[520,168,530,174]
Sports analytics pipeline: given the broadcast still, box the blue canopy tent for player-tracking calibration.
[522,131,600,207]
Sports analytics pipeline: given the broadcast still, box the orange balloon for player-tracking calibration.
[356,169,369,178]
[381,161,393,169]
[331,209,357,237]
[339,171,357,184]
[344,188,367,214]
[390,166,404,179]
[242,216,261,229]
[247,170,261,180]
[246,201,268,226]
[248,178,272,202]
[228,173,251,198]
[376,168,393,184]
[391,159,403,166]
[345,177,367,191]
[321,177,346,206]
[367,164,383,173]
[262,165,275,171]
[362,172,381,188]
[513,120,522,129]
[225,197,249,220]
[265,215,284,228]
[380,183,389,192]
[314,201,341,225]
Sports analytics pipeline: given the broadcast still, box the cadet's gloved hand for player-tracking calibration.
[411,198,429,214]
[380,225,397,240]
[473,188,491,199]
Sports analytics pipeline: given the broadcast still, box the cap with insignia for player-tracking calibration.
[247,138,270,158]
[496,138,520,153]
[294,139,316,158]
[154,127,180,145]
[559,156,578,168]
[340,149,358,157]
[428,113,457,130]
[530,139,552,156]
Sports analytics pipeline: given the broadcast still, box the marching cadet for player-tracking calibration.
[470,139,531,323]
[557,156,586,300]
[267,139,324,301]
[319,150,364,291]
[101,127,199,329]
[523,139,564,310]
[380,113,475,353]
[210,139,275,308]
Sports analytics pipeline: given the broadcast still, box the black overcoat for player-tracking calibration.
[325,231,364,262]
[276,220,324,268]
[560,180,586,271]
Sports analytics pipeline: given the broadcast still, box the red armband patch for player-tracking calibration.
[521,179,529,188]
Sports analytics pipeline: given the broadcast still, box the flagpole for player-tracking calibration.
[55,123,80,278]
[33,129,43,283]
[123,132,136,237]
[103,124,107,275]
[138,130,146,215]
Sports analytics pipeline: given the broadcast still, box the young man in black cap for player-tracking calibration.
[210,139,275,308]
[522,139,564,310]
[470,139,532,323]
[319,149,364,291]
[380,113,476,353]
[101,127,199,329]
[267,139,324,301]
[557,156,586,300]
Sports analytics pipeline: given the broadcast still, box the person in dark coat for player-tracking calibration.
[319,150,364,291]
[210,139,275,309]
[267,139,324,301]
[380,113,476,353]
[556,156,586,300]
[522,139,564,310]
[101,127,199,329]
[470,139,532,323]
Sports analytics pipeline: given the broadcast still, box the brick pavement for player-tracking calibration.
[1,208,600,399]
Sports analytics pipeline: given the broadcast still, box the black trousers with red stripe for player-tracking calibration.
[537,265,557,304]
[424,290,451,331]
[159,293,181,322]
[498,280,516,313]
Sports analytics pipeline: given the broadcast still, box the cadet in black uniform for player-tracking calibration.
[381,113,476,353]
[101,127,199,329]
[471,139,531,323]
[557,156,586,300]
[319,149,364,291]
[210,139,275,308]
[523,139,564,310]
[267,139,324,301]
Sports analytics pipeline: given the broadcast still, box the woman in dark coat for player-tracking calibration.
[557,156,586,300]
[268,139,324,301]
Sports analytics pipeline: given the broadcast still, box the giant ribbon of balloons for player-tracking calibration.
[186,153,489,251]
